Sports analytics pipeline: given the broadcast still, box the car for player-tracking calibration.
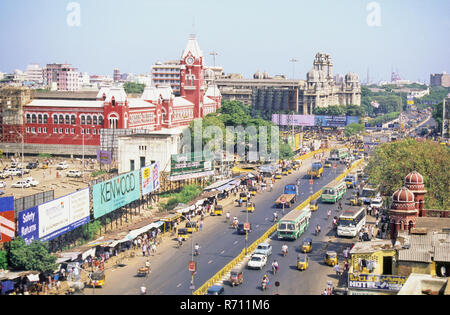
[0,190,4,195]
[24,177,39,187]
[206,285,224,295]
[0,181,6,188]
[0,172,9,179]
[247,254,267,270]
[10,162,20,168]
[6,169,21,176]
[26,162,39,169]
[11,180,30,188]
[66,170,82,178]
[16,168,30,175]
[254,242,272,257]
[237,223,251,235]
[370,197,383,209]
[57,162,68,170]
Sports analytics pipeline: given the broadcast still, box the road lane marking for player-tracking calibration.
[234,240,239,245]
[220,250,225,254]
[177,283,182,288]
[208,260,213,264]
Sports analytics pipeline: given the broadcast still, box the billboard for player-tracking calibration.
[0,197,15,243]
[272,114,315,126]
[315,115,346,127]
[97,150,112,165]
[93,170,140,219]
[348,273,407,292]
[141,162,160,195]
[18,206,39,245]
[170,152,214,181]
[39,188,90,242]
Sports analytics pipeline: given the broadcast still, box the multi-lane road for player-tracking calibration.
[98,154,359,295]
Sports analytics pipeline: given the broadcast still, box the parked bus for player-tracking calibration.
[277,204,311,240]
[337,207,366,237]
[329,148,348,161]
[321,180,347,203]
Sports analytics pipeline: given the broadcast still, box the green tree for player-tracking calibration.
[279,142,294,160]
[431,101,443,134]
[0,250,7,270]
[344,123,365,137]
[5,237,58,273]
[365,139,450,210]
[123,82,146,94]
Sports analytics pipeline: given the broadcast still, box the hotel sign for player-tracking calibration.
[348,273,407,292]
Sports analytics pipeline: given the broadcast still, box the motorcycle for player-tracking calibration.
[281,248,288,257]
[272,265,278,275]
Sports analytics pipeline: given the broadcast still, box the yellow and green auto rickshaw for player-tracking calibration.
[297,254,309,271]
[240,192,247,203]
[301,238,312,253]
[325,251,337,266]
[282,168,289,176]
[287,166,293,174]
[275,171,282,179]
[213,205,223,216]
[246,202,255,213]
[185,221,198,233]
[88,271,105,288]
[178,228,189,241]
[310,198,318,212]
[249,187,257,196]
[349,192,363,206]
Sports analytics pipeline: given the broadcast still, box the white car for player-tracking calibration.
[12,180,30,188]
[6,169,21,176]
[0,181,6,188]
[16,168,30,175]
[24,177,39,187]
[57,162,68,170]
[370,197,383,209]
[66,170,82,178]
[247,254,267,270]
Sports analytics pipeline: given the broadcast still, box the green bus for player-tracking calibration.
[321,180,347,203]
[277,205,311,240]
[330,148,349,161]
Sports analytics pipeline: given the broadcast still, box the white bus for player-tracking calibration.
[337,207,366,237]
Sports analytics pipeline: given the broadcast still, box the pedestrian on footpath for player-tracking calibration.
[150,242,156,254]
[334,264,341,277]
[199,220,203,231]
[142,243,147,257]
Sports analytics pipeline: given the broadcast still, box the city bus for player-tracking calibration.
[337,207,366,237]
[321,180,347,203]
[361,185,379,204]
[277,204,311,240]
[329,148,349,161]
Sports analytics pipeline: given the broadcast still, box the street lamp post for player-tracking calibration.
[180,214,196,295]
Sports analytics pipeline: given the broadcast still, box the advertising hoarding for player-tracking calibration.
[93,170,140,219]
[141,162,160,195]
[0,197,15,243]
[170,152,214,181]
[97,150,112,165]
[348,273,407,292]
[272,114,315,126]
[38,188,90,242]
[18,206,39,245]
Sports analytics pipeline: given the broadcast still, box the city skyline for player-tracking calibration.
[0,0,449,83]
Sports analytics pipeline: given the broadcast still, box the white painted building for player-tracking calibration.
[117,126,185,174]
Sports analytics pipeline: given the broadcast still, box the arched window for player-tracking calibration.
[102,93,106,101]
[53,114,58,124]
[43,114,48,124]
[98,115,104,126]
[38,114,42,124]
[108,113,119,129]
[86,115,92,125]
[81,115,85,125]
[93,115,97,125]
[65,115,70,124]
[26,114,31,124]
[59,115,64,124]
[111,97,116,107]
[71,115,76,125]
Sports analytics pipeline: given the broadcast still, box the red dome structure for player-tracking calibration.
[389,187,418,239]
[404,171,427,217]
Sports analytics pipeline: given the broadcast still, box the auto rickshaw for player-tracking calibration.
[301,238,312,253]
[287,166,293,174]
[275,171,282,179]
[246,202,255,213]
[249,187,257,196]
[310,198,318,212]
[177,228,189,241]
[137,265,150,277]
[229,269,243,287]
[240,192,247,203]
[41,164,48,169]
[297,254,309,271]
[325,251,338,266]
[213,205,223,216]
[88,271,105,288]
[282,168,288,176]
[185,221,198,233]
[349,193,363,206]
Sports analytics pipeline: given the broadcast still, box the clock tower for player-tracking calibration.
[180,34,206,119]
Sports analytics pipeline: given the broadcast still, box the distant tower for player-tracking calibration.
[389,187,418,239]
[113,68,120,82]
[404,171,427,217]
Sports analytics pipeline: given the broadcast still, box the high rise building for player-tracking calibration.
[430,72,450,87]
[151,60,181,95]
[25,64,43,83]
[113,68,121,82]
[43,64,79,91]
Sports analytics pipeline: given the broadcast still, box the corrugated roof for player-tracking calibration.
[173,97,194,107]
[435,244,450,262]
[128,98,155,108]
[399,247,432,263]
